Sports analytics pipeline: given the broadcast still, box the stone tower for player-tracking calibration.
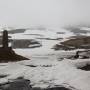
[0,30,29,62]
[2,30,8,48]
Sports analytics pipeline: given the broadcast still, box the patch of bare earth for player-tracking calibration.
[53,36,90,50]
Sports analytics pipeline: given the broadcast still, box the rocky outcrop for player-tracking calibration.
[0,77,32,90]
[68,50,90,60]
[53,36,90,50]
[12,39,42,49]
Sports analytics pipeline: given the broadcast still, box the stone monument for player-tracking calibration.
[2,30,8,48]
[0,30,29,62]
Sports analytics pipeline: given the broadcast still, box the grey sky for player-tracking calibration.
[0,0,90,27]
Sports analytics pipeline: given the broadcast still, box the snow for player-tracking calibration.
[0,59,90,90]
[0,27,90,90]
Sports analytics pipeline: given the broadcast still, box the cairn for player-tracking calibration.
[0,30,29,62]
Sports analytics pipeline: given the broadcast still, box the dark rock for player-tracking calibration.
[52,44,75,51]
[0,77,32,90]
[53,36,90,50]
[77,64,90,71]
[26,65,37,67]
[12,39,42,49]
[0,47,29,62]
[32,86,76,90]
[73,51,79,59]
[68,50,90,60]
[45,87,72,90]
[0,75,8,78]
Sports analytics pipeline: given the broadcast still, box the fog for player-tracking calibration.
[0,0,90,27]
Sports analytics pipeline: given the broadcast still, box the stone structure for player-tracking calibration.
[0,30,29,62]
[0,77,32,90]
[2,30,8,48]
[1,30,12,51]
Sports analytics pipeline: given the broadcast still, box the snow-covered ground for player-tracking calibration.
[0,27,90,90]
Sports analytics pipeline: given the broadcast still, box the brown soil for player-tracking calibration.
[53,36,90,50]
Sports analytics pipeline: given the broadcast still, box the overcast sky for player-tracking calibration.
[0,0,90,27]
